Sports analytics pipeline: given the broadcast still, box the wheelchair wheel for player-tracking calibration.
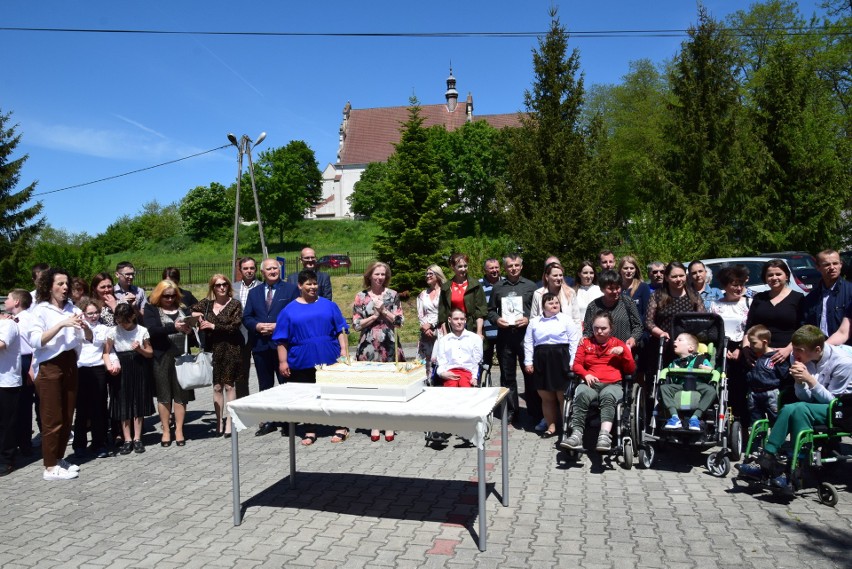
[730,421,742,460]
[818,482,839,507]
[638,444,655,469]
[622,440,634,470]
[706,452,731,478]
[631,384,644,445]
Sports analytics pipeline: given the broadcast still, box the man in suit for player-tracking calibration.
[286,247,332,300]
[802,249,852,345]
[242,258,298,436]
[233,257,259,398]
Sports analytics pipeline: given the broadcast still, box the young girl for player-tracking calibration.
[523,293,580,437]
[72,299,112,459]
[104,303,154,455]
[565,312,636,452]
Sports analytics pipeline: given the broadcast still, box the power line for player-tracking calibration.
[0,26,848,39]
[32,144,231,197]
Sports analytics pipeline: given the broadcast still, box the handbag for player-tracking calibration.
[175,329,213,389]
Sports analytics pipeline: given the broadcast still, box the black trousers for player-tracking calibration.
[497,327,542,423]
[0,386,20,468]
[15,354,37,451]
[74,365,109,451]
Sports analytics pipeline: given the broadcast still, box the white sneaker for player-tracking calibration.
[43,466,78,481]
[58,458,80,473]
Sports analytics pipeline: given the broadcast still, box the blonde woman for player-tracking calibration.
[618,255,651,322]
[191,275,244,438]
[417,265,446,380]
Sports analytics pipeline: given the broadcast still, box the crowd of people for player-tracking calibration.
[0,247,850,491]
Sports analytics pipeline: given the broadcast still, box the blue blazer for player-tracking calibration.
[287,270,332,301]
[242,281,299,352]
[801,278,852,344]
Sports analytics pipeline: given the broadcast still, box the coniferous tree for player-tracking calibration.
[373,97,456,292]
[654,6,749,256]
[498,9,613,272]
[0,110,44,288]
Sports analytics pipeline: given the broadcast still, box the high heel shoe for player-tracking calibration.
[370,429,380,442]
[385,432,394,442]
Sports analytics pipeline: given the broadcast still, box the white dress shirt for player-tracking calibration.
[523,312,580,366]
[433,329,483,379]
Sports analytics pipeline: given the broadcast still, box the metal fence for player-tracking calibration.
[133,251,377,287]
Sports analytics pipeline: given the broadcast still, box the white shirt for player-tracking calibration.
[433,329,483,379]
[572,285,603,326]
[0,319,22,387]
[78,322,110,368]
[530,286,575,320]
[29,301,86,377]
[14,310,35,356]
[709,297,749,342]
[106,324,150,353]
[523,312,580,366]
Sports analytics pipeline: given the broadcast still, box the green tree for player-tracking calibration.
[0,110,44,288]
[244,140,322,244]
[498,9,613,272]
[91,200,183,255]
[432,121,509,237]
[651,6,750,257]
[373,97,456,292]
[741,35,850,251]
[179,182,234,240]
[349,160,392,220]
[29,224,106,282]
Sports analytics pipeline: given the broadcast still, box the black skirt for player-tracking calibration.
[532,343,572,392]
[110,351,155,420]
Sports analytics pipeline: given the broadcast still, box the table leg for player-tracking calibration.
[501,398,509,507]
[478,443,487,552]
[231,429,241,526]
[288,421,296,488]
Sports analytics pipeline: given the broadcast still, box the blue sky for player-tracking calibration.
[2,0,825,236]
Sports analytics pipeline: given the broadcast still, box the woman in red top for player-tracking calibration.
[564,312,635,452]
[437,253,487,336]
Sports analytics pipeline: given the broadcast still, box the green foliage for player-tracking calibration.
[430,121,509,236]
[436,235,518,282]
[0,110,45,289]
[349,160,392,219]
[374,98,457,292]
[243,140,323,244]
[179,182,234,240]
[498,10,614,274]
[91,201,183,255]
[654,6,748,257]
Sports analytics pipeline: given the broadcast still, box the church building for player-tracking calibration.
[310,71,522,218]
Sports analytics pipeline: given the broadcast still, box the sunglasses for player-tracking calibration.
[162,294,178,299]
[214,282,229,288]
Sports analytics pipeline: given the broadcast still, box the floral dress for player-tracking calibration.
[353,289,405,362]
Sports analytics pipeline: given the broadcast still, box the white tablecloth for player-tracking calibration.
[227,384,500,449]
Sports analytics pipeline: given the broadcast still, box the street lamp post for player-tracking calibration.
[227,132,268,281]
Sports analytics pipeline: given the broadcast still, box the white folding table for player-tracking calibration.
[227,384,510,551]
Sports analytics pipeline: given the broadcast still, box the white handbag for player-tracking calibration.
[175,330,213,389]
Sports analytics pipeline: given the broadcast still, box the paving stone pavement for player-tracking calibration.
[1,362,851,569]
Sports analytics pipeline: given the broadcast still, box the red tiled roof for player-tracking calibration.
[338,102,522,166]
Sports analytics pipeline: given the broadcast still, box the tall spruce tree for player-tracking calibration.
[373,97,455,292]
[0,110,44,288]
[655,6,749,256]
[499,9,612,272]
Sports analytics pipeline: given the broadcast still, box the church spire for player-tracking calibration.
[445,65,459,112]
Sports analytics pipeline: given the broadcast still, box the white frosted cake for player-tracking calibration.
[317,361,425,402]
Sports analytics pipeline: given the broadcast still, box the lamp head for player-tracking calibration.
[254,132,267,147]
[227,133,239,147]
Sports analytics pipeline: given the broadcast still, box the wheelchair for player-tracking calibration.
[733,394,852,506]
[558,371,636,469]
[632,313,742,476]
[424,362,494,446]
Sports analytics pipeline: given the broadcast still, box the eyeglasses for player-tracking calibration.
[162,293,177,299]
[425,271,435,276]
[214,282,229,288]
[651,270,665,275]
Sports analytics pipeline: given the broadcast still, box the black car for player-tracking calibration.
[759,251,821,293]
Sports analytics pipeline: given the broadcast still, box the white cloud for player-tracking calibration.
[112,114,167,139]
[24,119,209,161]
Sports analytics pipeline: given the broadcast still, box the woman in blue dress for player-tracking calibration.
[272,269,349,445]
